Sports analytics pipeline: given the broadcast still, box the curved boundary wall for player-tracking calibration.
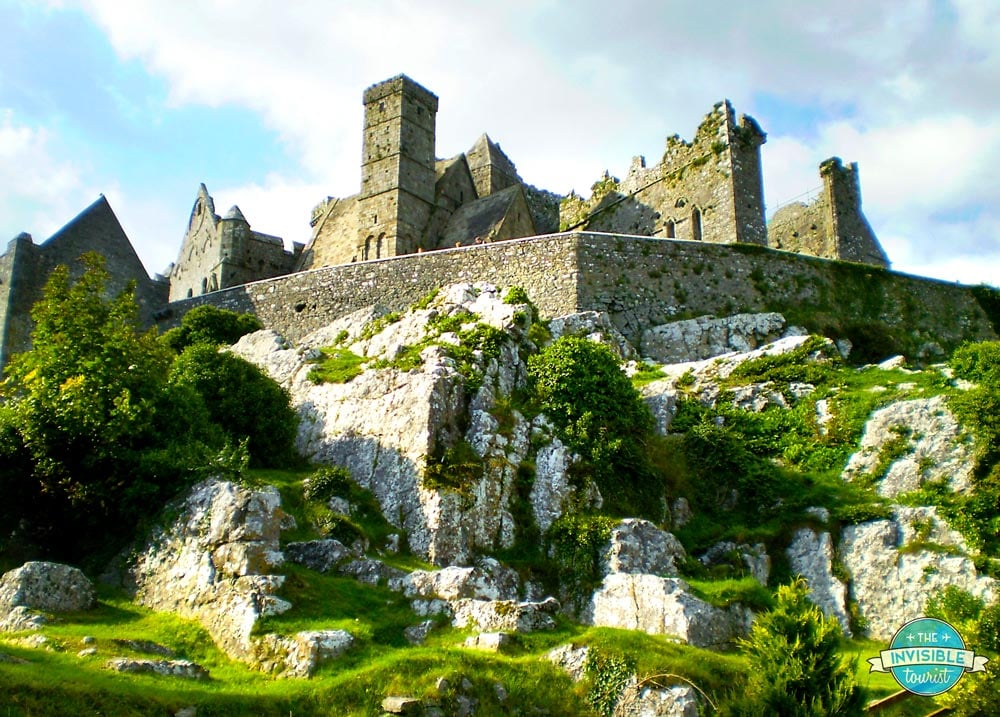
[159,232,998,360]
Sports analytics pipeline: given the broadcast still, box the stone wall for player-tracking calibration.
[161,234,581,344]
[160,233,997,361]
[559,102,767,248]
[769,158,888,268]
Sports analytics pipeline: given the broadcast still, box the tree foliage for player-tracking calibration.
[0,255,289,561]
[724,578,865,717]
[169,343,298,468]
[0,255,185,557]
[161,304,263,352]
[527,336,659,517]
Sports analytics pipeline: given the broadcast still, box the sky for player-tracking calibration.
[1,0,998,287]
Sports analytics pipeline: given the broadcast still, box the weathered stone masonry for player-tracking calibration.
[160,233,997,357]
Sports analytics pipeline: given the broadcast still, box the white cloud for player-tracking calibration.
[0,109,98,242]
[53,0,1000,287]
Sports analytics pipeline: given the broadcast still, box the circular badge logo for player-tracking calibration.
[886,617,967,696]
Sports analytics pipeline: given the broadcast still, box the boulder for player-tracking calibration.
[584,574,750,648]
[786,529,851,634]
[641,312,787,364]
[105,657,209,680]
[840,507,997,640]
[463,631,516,652]
[0,562,96,618]
[602,520,686,577]
[338,558,407,586]
[392,559,519,602]
[403,620,436,645]
[284,539,355,573]
[548,311,638,360]
[451,597,559,633]
[699,541,770,585]
[842,396,975,496]
[617,684,700,717]
[546,643,590,682]
[252,629,354,678]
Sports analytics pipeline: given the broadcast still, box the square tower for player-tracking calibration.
[359,75,439,259]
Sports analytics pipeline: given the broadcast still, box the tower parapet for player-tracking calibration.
[359,74,439,259]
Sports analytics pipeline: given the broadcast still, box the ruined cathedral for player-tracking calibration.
[1,74,889,365]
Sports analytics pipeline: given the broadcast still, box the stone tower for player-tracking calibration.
[768,158,888,268]
[358,75,439,259]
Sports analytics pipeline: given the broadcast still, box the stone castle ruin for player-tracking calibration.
[0,73,960,367]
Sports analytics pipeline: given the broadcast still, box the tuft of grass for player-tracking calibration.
[308,347,366,384]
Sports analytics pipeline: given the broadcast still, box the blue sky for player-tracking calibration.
[2,0,998,287]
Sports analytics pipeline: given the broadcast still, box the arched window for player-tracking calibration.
[363,235,373,261]
[201,278,208,294]
[376,233,385,259]
[664,219,675,239]
[691,208,703,242]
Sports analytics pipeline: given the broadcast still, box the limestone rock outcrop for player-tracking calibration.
[786,528,851,635]
[641,312,789,364]
[232,283,584,566]
[128,479,352,676]
[842,396,975,497]
[840,507,997,641]
[584,574,750,648]
[0,562,95,632]
[601,519,686,577]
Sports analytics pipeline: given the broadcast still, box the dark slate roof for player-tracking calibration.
[441,185,521,246]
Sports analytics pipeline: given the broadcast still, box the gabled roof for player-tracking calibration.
[466,133,520,183]
[42,195,150,281]
[440,184,526,247]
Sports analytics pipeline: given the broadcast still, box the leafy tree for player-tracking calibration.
[169,343,299,468]
[161,304,262,352]
[0,254,194,557]
[527,336,659,517]
[724,578,865,717]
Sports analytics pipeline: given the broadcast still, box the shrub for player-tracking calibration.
[169,344,299,468]
[0,255,205,559]
[303,465,354,504]
[161,305,262,352]
[527,336,659,517]
[723,578,865,716]
[547,512,615,609]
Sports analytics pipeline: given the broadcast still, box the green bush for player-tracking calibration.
[161,305,262,352]
[0,255,209,560]
[527,336,659,517]
[951,340,1000,385]
[547,512,615,609]
[724,578,865,716]
[303,465,354,503]
[584,648,636,717]
[169,344,299,468]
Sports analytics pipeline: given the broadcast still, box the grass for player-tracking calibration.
[307,347,366,384]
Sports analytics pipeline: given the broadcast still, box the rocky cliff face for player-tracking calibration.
[121,284,997,678]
